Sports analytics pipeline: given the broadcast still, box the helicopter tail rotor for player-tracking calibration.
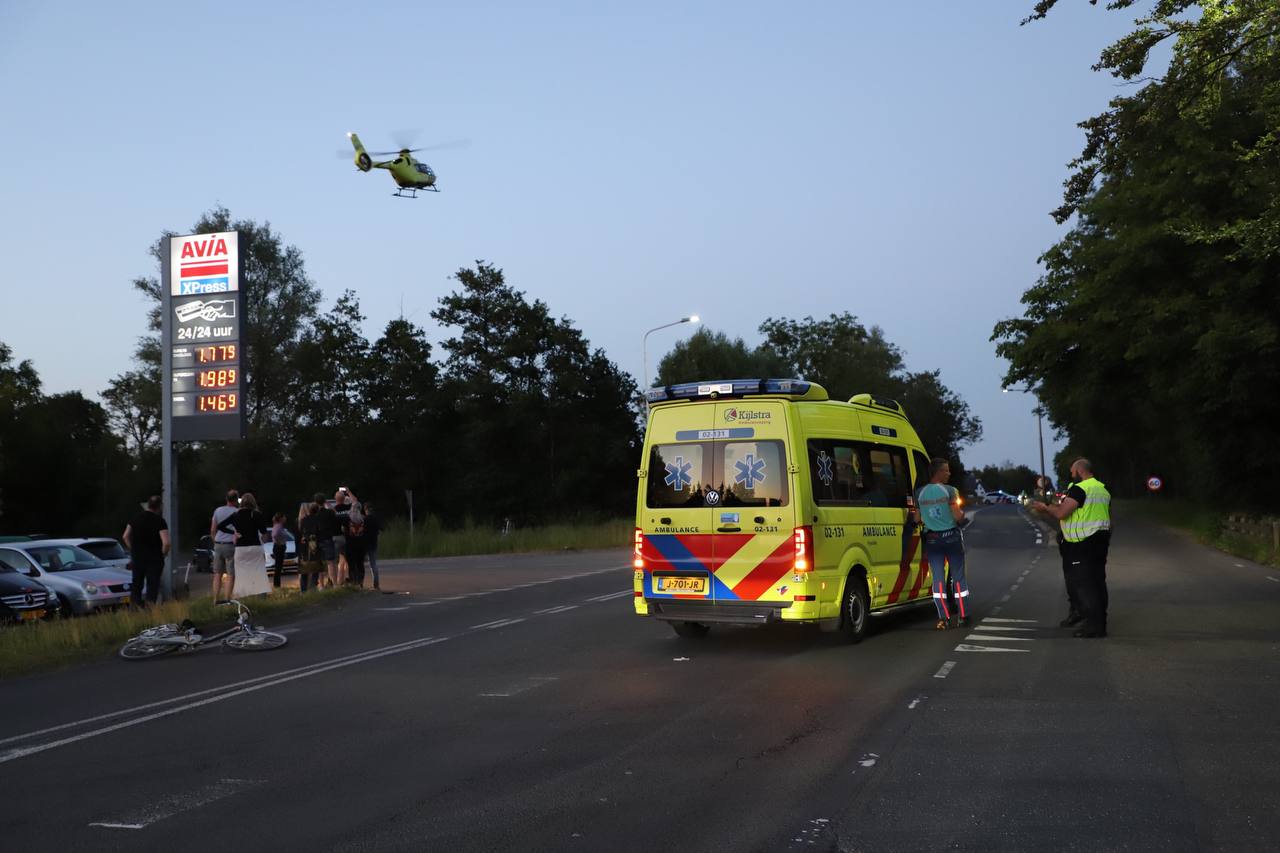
[347,132,373,172]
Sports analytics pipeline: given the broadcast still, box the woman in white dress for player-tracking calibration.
[217,492,272,597]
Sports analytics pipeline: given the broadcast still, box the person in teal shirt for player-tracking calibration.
[915,457,969,629]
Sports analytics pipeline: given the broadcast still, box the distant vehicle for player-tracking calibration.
[0,540,131,615]
[982,490,1016,505]
[74,537,131,570]
[0,552,57,622]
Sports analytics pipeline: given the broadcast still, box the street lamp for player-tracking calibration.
[642,314,699,391]
[1003,385,1047,487]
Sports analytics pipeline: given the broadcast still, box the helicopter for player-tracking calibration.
[345,132,458,198]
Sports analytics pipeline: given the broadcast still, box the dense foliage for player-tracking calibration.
[656,316,984,477]
[995,1,1280,504]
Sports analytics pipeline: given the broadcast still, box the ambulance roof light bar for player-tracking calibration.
[646,378,827,403]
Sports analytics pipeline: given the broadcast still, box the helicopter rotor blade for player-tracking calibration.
[366,139,471,157]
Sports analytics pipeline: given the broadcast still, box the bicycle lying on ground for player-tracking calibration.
[118,599,288,660]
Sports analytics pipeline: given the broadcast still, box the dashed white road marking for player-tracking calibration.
[406,601,442,607]
[999,594,1011,602]
[375,607,410,612]
[965,633,1034,642]
[470,617,526,630]
[970,625,1035,632]
[955,644,1029,653]
[90,778,265,830]
[534,604,579,615]
[907,695,926,709]
[480,676,558,698]
[933,661,957,679]
[585,589,633,602]
[1267,576,1279,584]
[989,606,1003,614]
[982,617,1037,623]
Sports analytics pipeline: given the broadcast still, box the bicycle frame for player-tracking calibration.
[135,600,258,649]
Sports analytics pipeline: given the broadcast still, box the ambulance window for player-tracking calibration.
[647,443,710,508]
[867,446,911,506]
[808,440,870,505]
[912,450,931,490]
[719,440,788,507]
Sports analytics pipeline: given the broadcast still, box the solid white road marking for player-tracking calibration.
[375,607,409,612]
[406,601,442,607]
[982,617,1038,623]
[970,625,1035,632]
[0,636,448,765]
[89,778,264,830]
[955,644,1029,653]
[965,633,1035,642]
[933,661,957,679]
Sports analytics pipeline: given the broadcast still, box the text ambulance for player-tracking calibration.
[633,379,934,642]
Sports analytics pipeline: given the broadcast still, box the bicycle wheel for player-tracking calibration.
[119,638,179,660]
[223,629,288,651]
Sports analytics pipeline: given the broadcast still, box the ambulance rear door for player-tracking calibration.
[640,403,718,602]
[708,401,796,606]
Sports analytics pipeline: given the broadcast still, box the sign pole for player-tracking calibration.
[160,236,178,600]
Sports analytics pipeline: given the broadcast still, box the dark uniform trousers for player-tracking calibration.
[1062,530,1110,632]
[1058,533,1082,619]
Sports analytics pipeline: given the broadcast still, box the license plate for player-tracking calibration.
[18,609,46,621]
[655,576,708,595]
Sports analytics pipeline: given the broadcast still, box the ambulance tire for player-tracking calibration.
[671,621,711,638]
[841,576,871,644]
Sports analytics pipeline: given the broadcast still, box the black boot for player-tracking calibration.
[1059,612,1083,628]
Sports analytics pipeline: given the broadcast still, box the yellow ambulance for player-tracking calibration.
[633,379,934,642]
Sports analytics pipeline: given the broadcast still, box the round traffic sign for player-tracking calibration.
[1147,476,1163,492]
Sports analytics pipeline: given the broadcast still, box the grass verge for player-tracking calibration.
[377,517,632,559]
[0,586,359,681]
[1118,498,1279,568]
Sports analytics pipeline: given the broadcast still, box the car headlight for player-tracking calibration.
[82,581,99,595]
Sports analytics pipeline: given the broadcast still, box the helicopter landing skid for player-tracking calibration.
[392,187,440,198]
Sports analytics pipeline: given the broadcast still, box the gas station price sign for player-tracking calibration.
[162,232,247,441]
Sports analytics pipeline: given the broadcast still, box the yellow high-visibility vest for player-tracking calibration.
[1062,477,1111,543]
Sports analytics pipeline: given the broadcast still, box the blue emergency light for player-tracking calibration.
[646,378,820,403]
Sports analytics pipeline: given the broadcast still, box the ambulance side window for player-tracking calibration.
[808,439,870,506]
[647,443,710,508]
[912,449,931,490]
[866,445,911,507]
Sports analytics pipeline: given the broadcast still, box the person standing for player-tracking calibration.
[270,512,289,589]
[333,487,355,584]
[916,457,969,630]
[297,500,323,593]
[122,495,170,606]
[344,503,367,587]
[1032,458,1111,638]
[363,499,383,591]
[1035,475,1082,627]
[313,492,340,588]
[218,492,271,597]
[210,489,239,601]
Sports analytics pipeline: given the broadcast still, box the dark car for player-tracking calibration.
[0,551,57,623]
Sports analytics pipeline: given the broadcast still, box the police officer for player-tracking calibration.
[1035,475,1082,627]
[1031,458,1111,638]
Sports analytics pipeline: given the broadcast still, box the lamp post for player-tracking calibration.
[1003,385,1047,487]
[642,314,699,391]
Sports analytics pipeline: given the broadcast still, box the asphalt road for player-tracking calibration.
[2,505,1277,852]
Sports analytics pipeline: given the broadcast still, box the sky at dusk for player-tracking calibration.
[0,1,1146,472]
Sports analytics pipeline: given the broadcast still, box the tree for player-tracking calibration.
[654,329,788,386]
[431,261,640,522]
[998,1,1280,503]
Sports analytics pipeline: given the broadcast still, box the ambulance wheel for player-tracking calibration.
[841,577,870,644]
[671,621,710,638]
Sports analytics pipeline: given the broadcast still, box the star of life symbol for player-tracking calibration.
[817,451,834,485]
[734,454,767,489]
[663,456,693,491]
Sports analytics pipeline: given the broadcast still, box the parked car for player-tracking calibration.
[0,552,57,623]
[265,530,298,573]
[0,540,132,614]
[73,537,131,570]
[190,532,297,573]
